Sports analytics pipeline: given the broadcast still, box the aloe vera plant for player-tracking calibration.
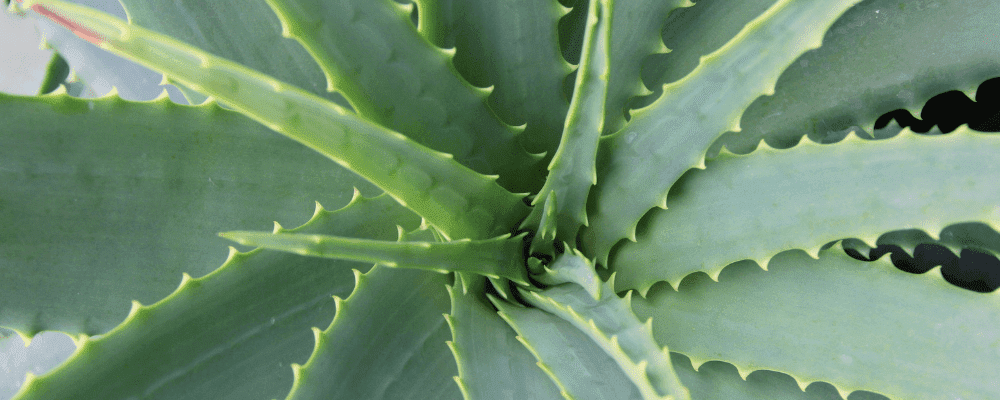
[3,0,1000,398]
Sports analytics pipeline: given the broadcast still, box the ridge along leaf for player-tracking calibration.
[526,0,609,245]
[612,127,1000,294]
[219,230,530,285]
[633,247,1000,400]
[582,0,864,264]
[20,0,529,240]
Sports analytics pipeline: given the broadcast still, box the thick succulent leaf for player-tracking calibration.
[36,52,68,94]
[602,0,692,134]
[220,231,530,285]
[285,228,459,400]
[670,353,887,400]
[418,0,573,155]
[526,0,609,243]
[639,0,778,95]
[446,273,563,400]
[22,0,530,240]
[522,251,689,400]
[612,128,1000,293]
[0,91,375,337]
[633,248,1000,400]
[492,299,641,400]
[118,0,340,104]
[264,0,546,193]
[583,0,863,263]
[29,0,166,101]
[714,0,1000,155]
[12,194,422,400]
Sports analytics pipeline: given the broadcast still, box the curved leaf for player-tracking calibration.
[445,273,563,400]
[583,0,863,263]
[0,91,375,337]
[419,0,573,155]
[613,128,1000,293]
[285,229,460,400]
[12,194,422,400]
[713,0,1000,155]
[22,0,530,240]
[264,0,547,193]
[634,248,1000,400]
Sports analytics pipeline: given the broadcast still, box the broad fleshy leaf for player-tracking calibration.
[492,298,641,400]
[21,0,529,240]
[419,0,573,155]
[633,248,1000,400]
[264,0,547,193]
[285,228,460,400]
[613,128,1000,293]
[583,0,863,263]
[0,91,375,337]
[445,273,563,400]
[11,194,421,400]
[713,0,1000,155]
[522,251,689,400]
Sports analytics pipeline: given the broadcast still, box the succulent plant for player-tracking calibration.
[3,0,1000,399]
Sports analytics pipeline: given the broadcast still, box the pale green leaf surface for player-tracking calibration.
[638,0,778,97]
[220,231,530,285]
[633,249,1000,400]
[522,251,689,400]
[613,128,1000,293]
[583,0,863,263]
[286,229,460,400]
[264,0,546,193]
[419,0,573,155]
[23,0,529,240]
[527,0,609,244]
[118,0,341,105]
[0,91,376,337]
[446,273,563,400]
[714,0,1000,155]
[670,353,888,400]
[12,194,422,400]
[493,299,641,400]
[602,0,692,134]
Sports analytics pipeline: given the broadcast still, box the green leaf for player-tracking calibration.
[285,228,460,400]
[11,193,422,400]
[419,0,573,155]
[264,0,547,193]
[612,128,1000,293]
[445,273,563,400]
[119,0,343,105]
[526,0,609,244]
[521,251,690,400]
[36,52,68,94]
[493,298,642,400]
[582,0,863,263]
[602,0,692,134]
[670,353,888,400]
[713,0,1000,155]
[22,0,529,240]
[219,230,530,285]
[0,91,375,337]
[633,248,1000,400]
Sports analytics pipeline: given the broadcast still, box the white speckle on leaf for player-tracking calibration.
[839,354,853,365]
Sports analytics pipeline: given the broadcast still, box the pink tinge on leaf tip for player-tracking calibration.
[18,1,106,46]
